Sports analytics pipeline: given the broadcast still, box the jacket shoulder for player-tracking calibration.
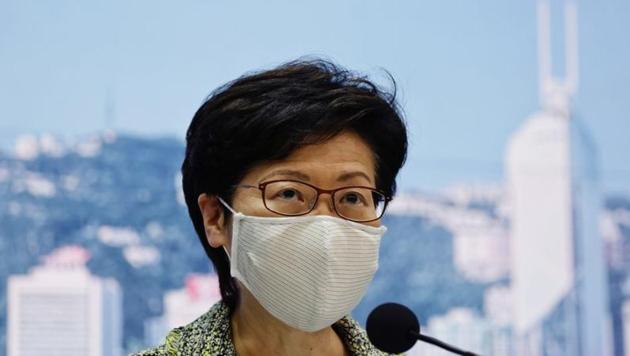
[130,301,233,356]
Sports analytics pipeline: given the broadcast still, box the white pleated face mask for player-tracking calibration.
[219,198,386,332]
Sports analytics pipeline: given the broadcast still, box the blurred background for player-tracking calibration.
[1,0,629,355]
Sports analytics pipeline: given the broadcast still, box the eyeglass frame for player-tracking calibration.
[232,179,392,223]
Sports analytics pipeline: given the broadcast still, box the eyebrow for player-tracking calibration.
[259,169,373,184]
[337,171,373,184]
[260,169,311,182]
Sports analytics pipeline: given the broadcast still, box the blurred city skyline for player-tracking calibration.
[1,2,628,354]
[1,0,629,195]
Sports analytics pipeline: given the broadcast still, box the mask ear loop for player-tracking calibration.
[216,197,237,261]
[217,197,238,214]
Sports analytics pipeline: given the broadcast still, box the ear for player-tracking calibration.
[197,193,230,249]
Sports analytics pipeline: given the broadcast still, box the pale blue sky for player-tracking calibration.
[1,0,629,195]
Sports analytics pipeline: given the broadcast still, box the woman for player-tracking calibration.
[135,59,408,355]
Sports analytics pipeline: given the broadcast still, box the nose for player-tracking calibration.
[309,193,337,217]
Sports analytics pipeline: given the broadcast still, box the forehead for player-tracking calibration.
[243,131,376,186]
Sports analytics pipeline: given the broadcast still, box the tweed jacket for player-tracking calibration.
[133,301,393,356]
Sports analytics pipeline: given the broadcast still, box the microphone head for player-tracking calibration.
[366,302,420,354]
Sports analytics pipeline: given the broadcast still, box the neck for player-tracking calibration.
[230,284,348,356]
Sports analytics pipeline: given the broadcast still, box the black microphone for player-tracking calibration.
[366,303,480,356]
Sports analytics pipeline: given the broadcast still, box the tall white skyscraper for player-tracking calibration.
[505,1,610,355]
[7,245,122,356]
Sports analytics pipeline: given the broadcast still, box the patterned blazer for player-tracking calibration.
[133,300,394,356]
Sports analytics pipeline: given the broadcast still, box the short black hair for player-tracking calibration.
[181,58,408,310]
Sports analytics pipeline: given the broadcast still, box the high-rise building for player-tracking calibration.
[7,245,122,356]
[483,286,514,355]
[164,273,222,329]
[623,300,630,356]
[505,1,610,355]
[144,273,222,346]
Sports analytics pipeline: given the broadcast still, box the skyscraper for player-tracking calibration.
[144,273,222,347]
[165,274,221,327]
[7,245,122,356]
[505,1,610,355]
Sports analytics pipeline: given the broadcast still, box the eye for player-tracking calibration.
[340,191,367,206]
[277,188,301,201]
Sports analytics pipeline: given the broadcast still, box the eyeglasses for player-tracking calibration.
[234,179,391,223]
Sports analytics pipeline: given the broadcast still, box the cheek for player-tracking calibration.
[234,197,280,218]
[231,190,269,216]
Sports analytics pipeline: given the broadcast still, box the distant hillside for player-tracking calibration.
[0,132,210,353]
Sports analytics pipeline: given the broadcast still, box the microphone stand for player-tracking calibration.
[409,330,480,356]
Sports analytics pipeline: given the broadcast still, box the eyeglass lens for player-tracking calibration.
[262,181,386,222]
